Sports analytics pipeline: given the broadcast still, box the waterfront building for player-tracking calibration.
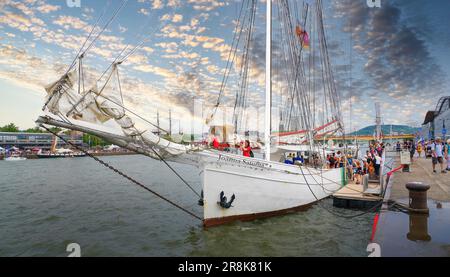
[421,96,450,140]
[0,132,83,150]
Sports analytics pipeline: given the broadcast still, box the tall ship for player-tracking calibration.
[36,0,346,227]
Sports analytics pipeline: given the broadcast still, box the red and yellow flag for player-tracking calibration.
[295,25,310,49]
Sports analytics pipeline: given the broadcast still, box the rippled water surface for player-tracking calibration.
[0,155,374,256]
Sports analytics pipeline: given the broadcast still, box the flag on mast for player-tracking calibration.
[295,25,310,49]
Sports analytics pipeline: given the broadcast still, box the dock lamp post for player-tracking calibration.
[442,120,447,139]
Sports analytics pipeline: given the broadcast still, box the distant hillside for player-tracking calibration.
[347,125,420,136]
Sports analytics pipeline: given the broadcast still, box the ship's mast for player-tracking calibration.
[50,134,58,153]
[375,102,382,142]
[265,0,272,161]
[169,109,172,137]
[156,109,160,136]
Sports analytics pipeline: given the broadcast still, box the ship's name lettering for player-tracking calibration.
[218,155,271,169]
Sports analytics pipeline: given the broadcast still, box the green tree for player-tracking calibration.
[24,127,44,133]
[23,126,61,134]
[48,127,62,134]
[83,134,109,147]
[0,123,20,132]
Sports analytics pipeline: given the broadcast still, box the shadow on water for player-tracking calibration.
[1,155,375,256]
[376,200,450,257]
[184,200,376,257]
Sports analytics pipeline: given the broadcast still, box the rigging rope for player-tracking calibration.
[65,1,110,76]
[209,0,248,124]
[232,0,257,133]
[68,8,178,137]
[82,0,129,55]
[42,3,110,111]
[278,0,311,133]
[39,124,202,221]
[45,0,128,116]
[97,9,173,82]
[275,0,345,150]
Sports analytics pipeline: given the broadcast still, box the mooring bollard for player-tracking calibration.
[405,182,430,214]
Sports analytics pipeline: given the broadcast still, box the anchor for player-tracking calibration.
[198,190,204,206]
[218,191,235,209]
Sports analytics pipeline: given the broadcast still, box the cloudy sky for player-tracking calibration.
[0,0,266,132]
[329,0,450,132]
[0,0,449,133]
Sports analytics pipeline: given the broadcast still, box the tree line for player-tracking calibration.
[0,123,61,133]
[0,123,108,147]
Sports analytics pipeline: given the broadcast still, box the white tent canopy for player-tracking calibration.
[56,148,73,154]
[104,144,120,151]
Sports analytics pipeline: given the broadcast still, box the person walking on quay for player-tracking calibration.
[427,139,434,158]
[446,139,450,171]
[417,142,422,158]
[396,141,401,153]
[410,140,416,162]
[431,137,446,174]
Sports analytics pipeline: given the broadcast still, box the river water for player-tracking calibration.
[0,155,375,257]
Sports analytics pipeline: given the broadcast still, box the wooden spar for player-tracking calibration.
[274,119,339,137]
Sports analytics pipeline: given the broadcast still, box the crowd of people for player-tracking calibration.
[209,131,450,181]
[209,133,391,185]
[398,138,450,174]
[324,142,385,184]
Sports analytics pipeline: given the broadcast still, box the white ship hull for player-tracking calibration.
[199,152,343,227]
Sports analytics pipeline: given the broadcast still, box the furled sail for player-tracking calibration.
[72,85,111,123]
[44,63,192,158]
[44,70,78,115]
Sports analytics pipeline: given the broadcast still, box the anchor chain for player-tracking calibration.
[39,124,202,221]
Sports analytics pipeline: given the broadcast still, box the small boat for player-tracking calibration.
[36,149,86,159]
[36,152,86,158]
[36,133,86,159]
[4,155,27,161]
